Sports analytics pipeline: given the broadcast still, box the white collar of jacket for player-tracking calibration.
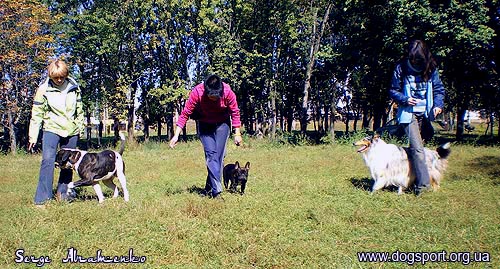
[44,77,79,93]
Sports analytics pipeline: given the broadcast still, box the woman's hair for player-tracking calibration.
[407,39,437,81]
[204,74,223,98]
[47,59,69,79]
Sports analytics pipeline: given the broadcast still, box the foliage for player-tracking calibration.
[1,0,499,153]
[0,0,59,153]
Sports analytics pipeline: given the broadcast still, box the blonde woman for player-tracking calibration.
[28,59,84,205]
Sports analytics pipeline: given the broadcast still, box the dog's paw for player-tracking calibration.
[57,188,76,202]
[68,188,77,198]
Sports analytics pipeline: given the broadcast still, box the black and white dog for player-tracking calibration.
[55,133,129,203]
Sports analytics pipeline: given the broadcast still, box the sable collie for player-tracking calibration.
[353,135,450,194]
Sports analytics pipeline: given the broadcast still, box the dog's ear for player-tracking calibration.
[235,161,240,169]
[68,151,81,164]
[244,162,250,170]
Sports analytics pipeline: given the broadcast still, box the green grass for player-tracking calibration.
[0,137,499,268]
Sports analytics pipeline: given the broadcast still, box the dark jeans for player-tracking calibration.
[198,121,230,196]
[34,131,78,204]
[402,114,430,190]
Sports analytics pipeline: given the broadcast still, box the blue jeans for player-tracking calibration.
[402,114,430,190]
[34,131,78,204]
[198,121,230,197]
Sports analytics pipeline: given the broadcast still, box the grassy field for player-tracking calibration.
[0,134,499,268]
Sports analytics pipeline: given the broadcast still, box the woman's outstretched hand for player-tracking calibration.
[169,135,179,148]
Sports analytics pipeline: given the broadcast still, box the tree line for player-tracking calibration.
[1,0,499,154]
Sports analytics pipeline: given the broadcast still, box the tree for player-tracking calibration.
[0,0,58,154]
[332,0,496,141]
[300,2,333,133]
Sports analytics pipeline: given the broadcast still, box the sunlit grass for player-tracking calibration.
[0,136,498,268]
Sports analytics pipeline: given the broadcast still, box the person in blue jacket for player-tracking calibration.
[389,39,446,196]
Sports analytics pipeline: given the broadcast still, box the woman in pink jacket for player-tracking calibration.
[169,75,242,199]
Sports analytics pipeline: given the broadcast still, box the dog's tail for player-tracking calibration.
[118,132,126,155]
[436,142,451,159]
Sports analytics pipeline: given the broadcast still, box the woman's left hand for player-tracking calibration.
[169,135,179,148]
[433,107,442,118]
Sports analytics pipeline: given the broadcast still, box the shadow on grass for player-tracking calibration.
[350,177,373,192]
[75,193,100,202]
[164,187,185,196]
[471,156,500,185]
[61,188,129,203]
[187,185,208,197]
[350,177,403,193]
[74,189,127,203]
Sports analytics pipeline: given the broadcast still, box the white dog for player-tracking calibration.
[354,135,450,194]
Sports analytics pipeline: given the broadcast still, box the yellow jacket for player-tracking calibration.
[28,77,84,143]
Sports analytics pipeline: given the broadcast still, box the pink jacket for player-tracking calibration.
[176,82,241,129]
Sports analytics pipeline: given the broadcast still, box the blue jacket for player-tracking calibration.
[389,61,445,124]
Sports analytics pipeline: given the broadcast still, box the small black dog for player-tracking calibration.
[223,161,250,194]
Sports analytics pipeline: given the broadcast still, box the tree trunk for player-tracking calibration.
[362,107,370,129]
[157,119,162,140]
[372,113,382,132]
[372,100,385,131]
[269,82,277,140]
[270,36,280,140]
[497,116,500,138]
[270,98,277,139]
[456,107,466,141]
[300,3,332,133]
[286,113,294,133]
[86,112,92,149]
[324,106,329,133]
[489,111,494,136]
[127,84,137,140]
[7,110,17,155]
[142,89,150,141]
[329,100,336,141]
[143,119,150,142]
[166,113,174,140]
[447,111,455,131]
[316,103,324,132]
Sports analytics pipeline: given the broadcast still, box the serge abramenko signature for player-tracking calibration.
[15,247,147,267]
